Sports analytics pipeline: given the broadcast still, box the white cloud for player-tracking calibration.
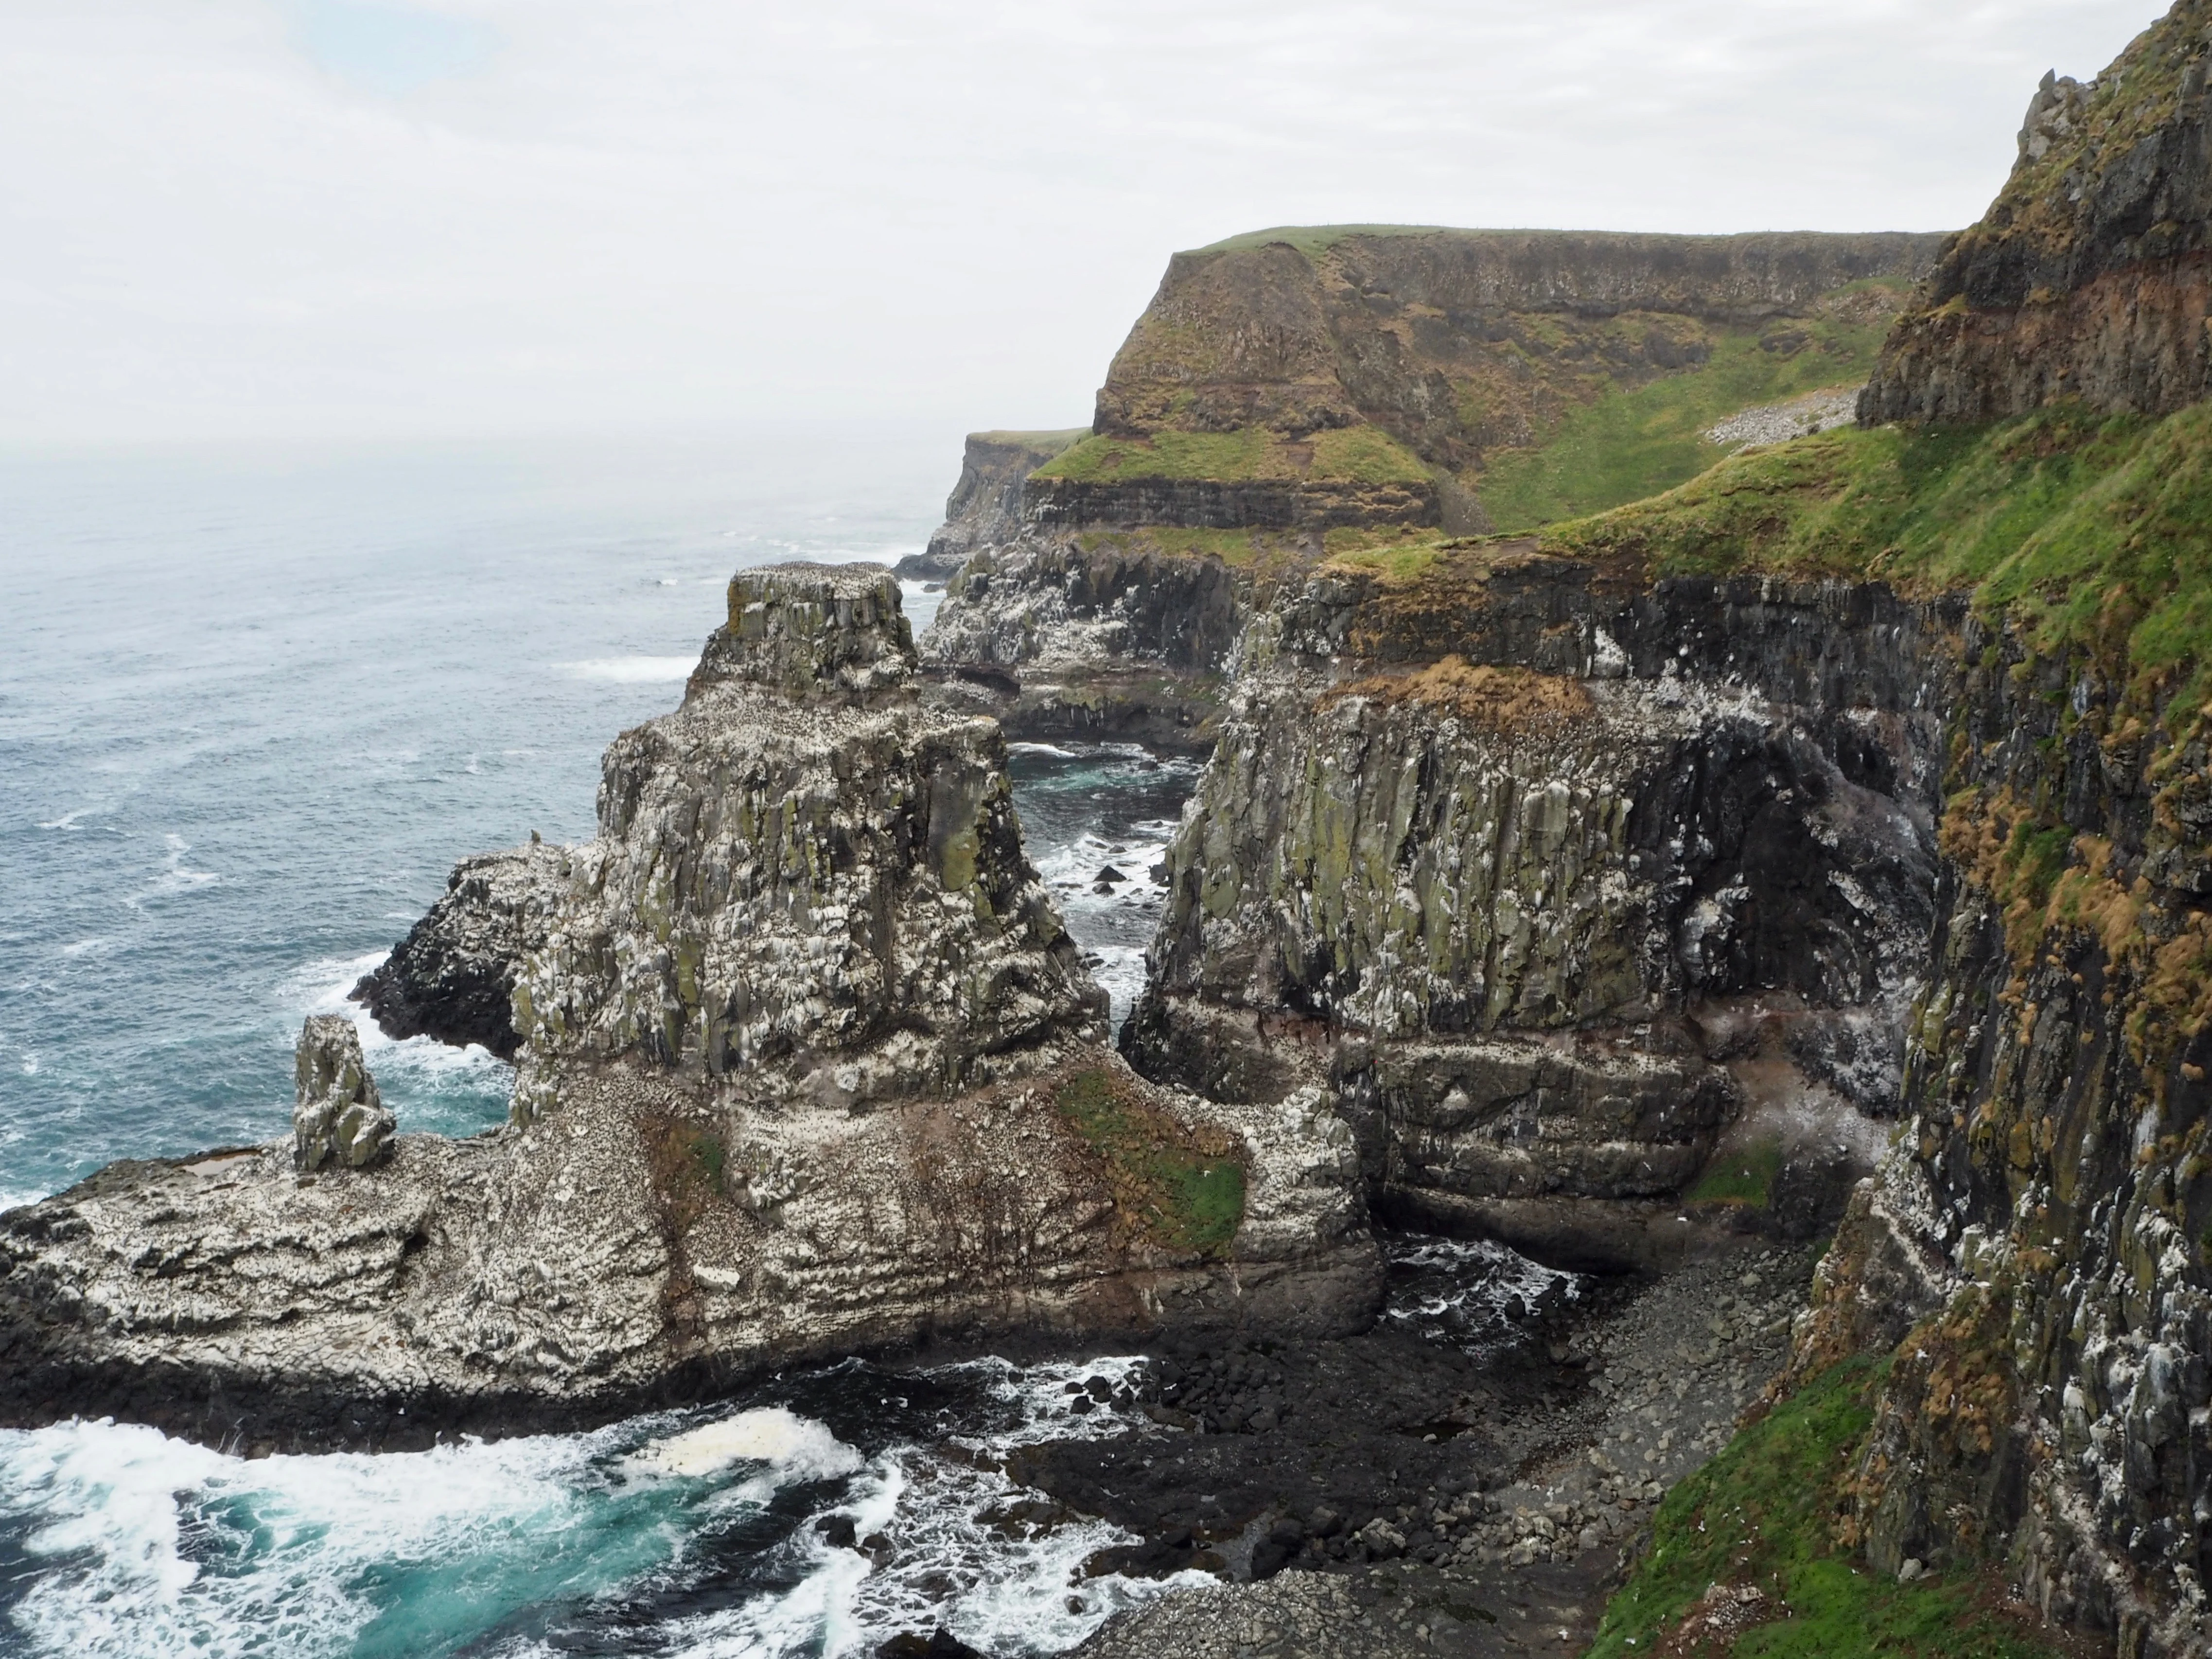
[0,0,2151,445]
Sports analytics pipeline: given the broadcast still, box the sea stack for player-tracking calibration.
[0,563,1377,1451]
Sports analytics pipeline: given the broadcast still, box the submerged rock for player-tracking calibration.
[0,563,1377,1448]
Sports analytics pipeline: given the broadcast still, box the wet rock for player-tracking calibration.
[876,1630,983,1659]
[351,843,567,1059]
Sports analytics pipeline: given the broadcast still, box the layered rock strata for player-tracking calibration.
[1093,229,1946,487]
[1863,0,2212,423]
[903,428,1089,581]
[1123,547,1952,1269]
[0,564,1377,1449]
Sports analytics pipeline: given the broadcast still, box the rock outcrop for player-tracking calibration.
[919,225,1945,751]
[0,564,1377,1449]
[292,1016,395,1172]
[1863,1,2212,423]
[1122,547,1951,1269]
[351,842,567,1059]
[906,429,1089,580]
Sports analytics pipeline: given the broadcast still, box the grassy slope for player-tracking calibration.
[972,427,1091,453]
[1477,301,1902,532]
[1053,1069,1245,1258]
[1591,1359,2064,1658]
[1035,424,1431,487]
[1538,400,2212,702]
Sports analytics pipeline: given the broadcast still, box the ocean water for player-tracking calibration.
[0,432,1546,1657]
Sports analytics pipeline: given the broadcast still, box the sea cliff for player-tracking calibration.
[918,226,1947,753]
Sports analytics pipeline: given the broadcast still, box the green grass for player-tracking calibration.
[1071,525,1315,569]
[1537,399,2212,705]
[1053,1069,1246,1259]
[1687,1140,1785,1208]
[1188,223,1475,256]
[1476,308,1902,532]
[1591,1359,2066,1658]
[970,427,1089,453]
[1034,423,1430,487]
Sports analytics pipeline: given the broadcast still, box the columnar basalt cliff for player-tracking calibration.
[1121,548,1952,1271]
[1087,9,2212,1646]
[0,565,1377,1449]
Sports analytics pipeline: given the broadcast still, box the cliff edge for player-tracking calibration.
[1866,0,2212,423]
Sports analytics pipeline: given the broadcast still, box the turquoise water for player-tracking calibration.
[0,430,1204,1657]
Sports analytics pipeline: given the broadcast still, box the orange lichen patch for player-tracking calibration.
[1838,1283,2019,1562]
[1942,781,2212,1077]
[1321,656,1595,733]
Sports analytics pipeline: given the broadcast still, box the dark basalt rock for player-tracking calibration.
[351,841,567,1058]
[1862,2,2212,423]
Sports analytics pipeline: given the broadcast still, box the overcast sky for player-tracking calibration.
[0,0,2151,447]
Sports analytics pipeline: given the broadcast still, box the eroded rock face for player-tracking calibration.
[911,429,1089,578]
[352,842,567,1059]
[1096,229,1947,478]
[0,564,1377,1447]
[919,228,1946,752]
[293,1016,395,1172]
[510,583,1106,1115]
[1124,550,1951,1267]
[1863,1,2212,423]
[920,536,1246,754]
[1786,610,2212,1657]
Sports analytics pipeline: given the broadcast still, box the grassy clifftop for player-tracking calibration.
[1034,424,1429,487]
[1538,399,2212,702]
[1066,227,1943,532]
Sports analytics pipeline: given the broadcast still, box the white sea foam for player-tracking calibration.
[562,655,697,684]
[1384,1235,1586,1354]
[57,938,109,958]
[35,809,89,830]
[127,835,219,908]
[625,1408,861,1481]
[1006,742,1077,759]
[655,1358,1178,1659]
[0,1416,654,1659]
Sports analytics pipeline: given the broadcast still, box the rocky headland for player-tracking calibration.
[8,5,2212,1656]
[0,564,1376,1451]
[917,226,1947,754]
